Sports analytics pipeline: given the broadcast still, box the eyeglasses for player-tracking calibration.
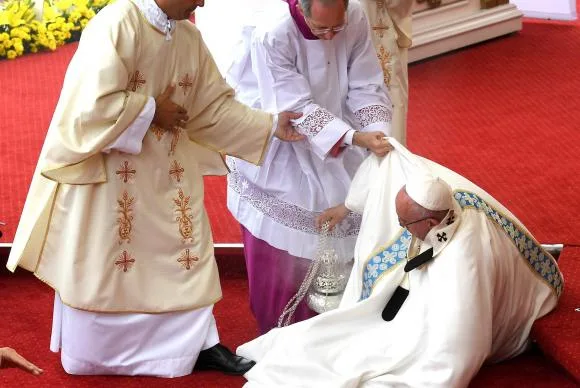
[305,13,348,36]
[398,216,431,229]
[309,23,347,35]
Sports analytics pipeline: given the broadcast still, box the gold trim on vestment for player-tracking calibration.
[33,270,223,313]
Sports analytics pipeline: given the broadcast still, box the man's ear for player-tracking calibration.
[427,218,439,228]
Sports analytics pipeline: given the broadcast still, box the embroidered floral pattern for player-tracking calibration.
[354,104,392,129]
[115,250,135,272]
[169,160,185,183]
[228,161,361,238]
[168,127,181,155]
[149,125,182,155]
[127,70,146,92]
[179,73,193,95]
[360,229,412,300]
[117,190,135,244]
[150,125,164,141]
[296,108,334,138]
[371,20,389,39]
[454,191,563,297]
[177,248,199,270]
[174,188,194,243]
[376,46,392,86]
[116,160,136,184]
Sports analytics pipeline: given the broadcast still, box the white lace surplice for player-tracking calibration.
[226,1,393,260]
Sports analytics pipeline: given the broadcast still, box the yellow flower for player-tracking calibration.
[0,0,35,27]
[0,33,9,42]
[43,3,62,21]
[3,40,12,49]
[69,10,82,23]
[55,0,74,11]
[6,49,17,59]
[30,45,38,53]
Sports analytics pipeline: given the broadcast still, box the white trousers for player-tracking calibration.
[50,293,219,377]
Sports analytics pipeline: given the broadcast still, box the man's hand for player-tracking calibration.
[152,85,189,131]
[316,204,350,231]
[0,347,43,375]
[353,131,393,157]
[274,111,306,142]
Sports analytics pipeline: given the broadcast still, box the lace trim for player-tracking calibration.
[353,105,392,129]
[133,0,176,39]
[296,108,335,139]
[228,161,361,238]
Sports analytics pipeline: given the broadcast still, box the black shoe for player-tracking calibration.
[194,343,256,375]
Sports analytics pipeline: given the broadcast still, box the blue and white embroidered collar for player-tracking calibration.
[133,0,176,40]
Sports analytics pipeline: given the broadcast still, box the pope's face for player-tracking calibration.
[162,0,204,21]
[395,188,433,241]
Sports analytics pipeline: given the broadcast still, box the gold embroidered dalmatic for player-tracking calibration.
[360,0,413,145]
[7,0,273,313]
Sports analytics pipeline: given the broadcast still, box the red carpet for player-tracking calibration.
[406,21,580,246]
[532,247,580,384]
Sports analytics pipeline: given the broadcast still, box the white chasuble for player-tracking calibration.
[226,1,393,261]
[7,0,274,313]
[237,139,563,388]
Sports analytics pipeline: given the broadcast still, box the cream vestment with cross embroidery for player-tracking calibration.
[7,0,274,313]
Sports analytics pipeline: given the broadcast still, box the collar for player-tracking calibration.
[285,0,319,40]
[421,200,462,258]
[133,0,176,40]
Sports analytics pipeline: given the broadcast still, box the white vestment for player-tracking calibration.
[50,294,219,377]
[237,140,563,387]
[226,0,393,261]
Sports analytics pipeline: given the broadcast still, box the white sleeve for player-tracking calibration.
[343,129,356,145]
[102,97,155,154]
[345,6,393,135]
[251,34,351,160]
